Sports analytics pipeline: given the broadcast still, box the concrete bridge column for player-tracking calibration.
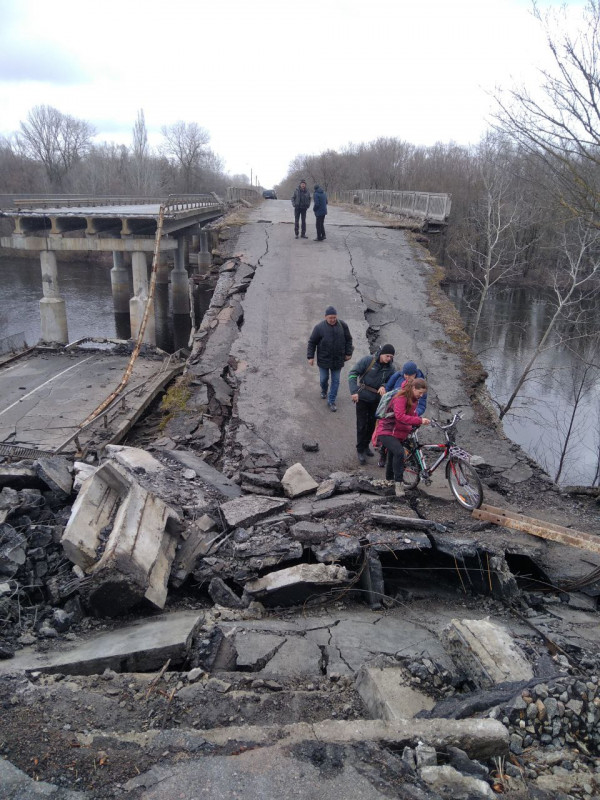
[198,229,211,271]
[129,251,156,345]
[171,236,190,315]
[110,251,130,314]
[39,251,69,344]
[155,254,170,286]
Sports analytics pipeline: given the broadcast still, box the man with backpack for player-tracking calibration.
[307,306,353,412]
[348,344,396,464]
[291,179,311,239]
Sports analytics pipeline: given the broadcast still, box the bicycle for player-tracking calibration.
[402,411,484,510]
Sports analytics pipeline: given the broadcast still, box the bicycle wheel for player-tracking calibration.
[403,447,420,489]
[446,457,483,510]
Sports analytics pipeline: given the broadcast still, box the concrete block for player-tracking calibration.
[61,461,180,615]
[420,765,495,798]
[220,495,287,529]
[443,618,533,689]
[0,610,203,676]
[163,449,242,499]
[104,444,164,474]
[73,461,97,491]
[244,563,350,606]
[281,463,318,498]
[34,456,73,497]
[356,666,435,720]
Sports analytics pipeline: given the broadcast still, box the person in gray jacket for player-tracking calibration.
[307,306,353,412]
[292,179,311,238]
[348,344,396,464]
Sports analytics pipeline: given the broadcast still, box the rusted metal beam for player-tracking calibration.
[473,504,600,555]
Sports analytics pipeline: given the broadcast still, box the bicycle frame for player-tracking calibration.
[406,413,469,483]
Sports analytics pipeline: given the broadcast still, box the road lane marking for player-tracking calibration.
[0,356,96,418]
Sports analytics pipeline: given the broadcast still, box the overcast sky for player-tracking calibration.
[0,0,588,187]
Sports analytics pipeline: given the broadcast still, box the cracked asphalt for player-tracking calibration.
[230,200,466,478]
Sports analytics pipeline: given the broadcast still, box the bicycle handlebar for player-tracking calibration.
[429,411,463,431]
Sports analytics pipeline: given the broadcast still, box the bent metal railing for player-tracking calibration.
[333,189,452,223]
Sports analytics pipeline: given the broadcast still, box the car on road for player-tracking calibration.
[262,189,277,199]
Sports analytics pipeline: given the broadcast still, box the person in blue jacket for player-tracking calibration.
[378,361,427,467]
[313,185,328,241]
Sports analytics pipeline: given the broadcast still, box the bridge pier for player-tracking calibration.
[197,228,211,271]
[171,236,190,315]
[155,254,170,285]
[39,251,69,344]
[110,251,130,314]
[129,251,156,345]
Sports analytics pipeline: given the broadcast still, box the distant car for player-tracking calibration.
[262,189,277,199]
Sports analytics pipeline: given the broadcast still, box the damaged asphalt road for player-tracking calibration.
[1,200,600,798]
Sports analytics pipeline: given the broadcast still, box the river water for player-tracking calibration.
[445,283,600,487]
[0,256,208,354]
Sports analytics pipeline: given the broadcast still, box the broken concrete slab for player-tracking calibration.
[170,525,227,588]
[244,564,350,606]
[367,529,432,554]
[420,765,495,799]
[311,535,362,563]
[234,632,284,671]
[443,618,534,689]
[159,449,242,499]
[220,495,287,528]
[259,637,324,678]
[34,456,73,497]
[0,610,203,676]
[0,463,37,490]
[208,576,248,609]
[356,665,435,720]
[289,492,380,520]
[281,463,318,499]
[289,521,331,544]
[61,461,181,615]
[73,461,97,491]
[104,444,165,474]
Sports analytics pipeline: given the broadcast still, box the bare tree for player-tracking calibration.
[499,221,600,419]
[456,135,532,343]
[16,104,95,191]
[160,121,210,192]
[130,109,153,195]
[496,1,600,224]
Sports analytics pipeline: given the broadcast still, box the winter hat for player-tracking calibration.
[379,344,395,356]
[402,361,418,376]
[325,306,337,316]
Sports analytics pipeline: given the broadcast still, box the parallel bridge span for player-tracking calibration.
[0,194,226,345]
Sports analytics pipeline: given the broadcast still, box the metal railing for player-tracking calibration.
[333,189,452,222]
[225,186,262,203]
[0,194,224,213]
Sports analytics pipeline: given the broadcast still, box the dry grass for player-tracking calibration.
[159,376,192,429]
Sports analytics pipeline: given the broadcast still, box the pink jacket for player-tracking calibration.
[377,394,423,441]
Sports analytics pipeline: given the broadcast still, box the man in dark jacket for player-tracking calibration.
[348,344,396,464]
[313,184,328,241]
[307,306,353,412]
[292,180,311,238]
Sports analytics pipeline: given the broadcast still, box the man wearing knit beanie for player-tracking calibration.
[348,344,396,464]
[307,306,353,411]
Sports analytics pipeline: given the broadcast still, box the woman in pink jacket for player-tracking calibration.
[377,378,430,497]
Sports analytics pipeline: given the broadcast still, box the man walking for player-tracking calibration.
[348,344,396,464]
[313,184,328,241]
[292,179,311,238]
[307,306,353,412]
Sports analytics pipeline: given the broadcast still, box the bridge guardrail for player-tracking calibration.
[226,187,261,203]
[333,190,451,223]
[0,194,224,212]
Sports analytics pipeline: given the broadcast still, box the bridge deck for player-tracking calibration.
[0,348,182,456]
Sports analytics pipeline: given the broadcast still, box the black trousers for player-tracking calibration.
[379,435,406,481]
[294,208,307,235]
[316,215,326,240]
[356,399,378,453]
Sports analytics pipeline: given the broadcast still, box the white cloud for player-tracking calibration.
[0,0,589,186]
